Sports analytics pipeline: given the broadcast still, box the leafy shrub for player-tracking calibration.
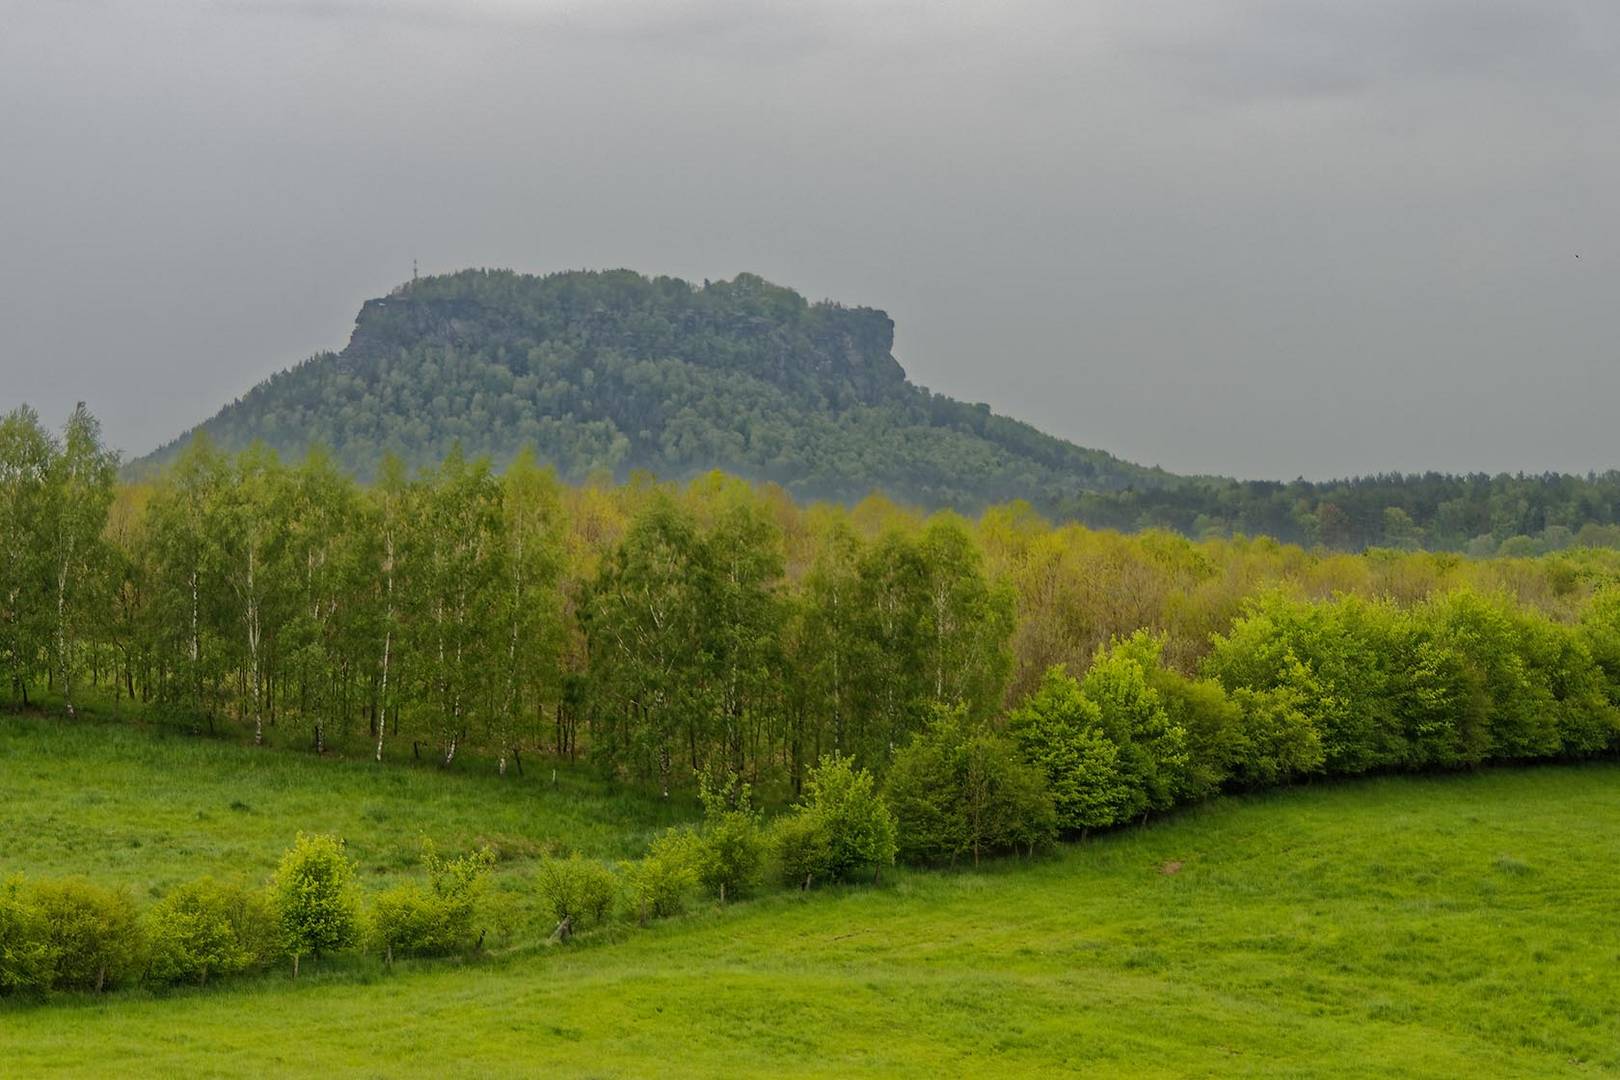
[0,875,52,994]
[888,709,1055,865]
[535,854,619,931]
[145,877,275,986]
[368,885,441,962]
[1009,666,1129,832]
[693,778,766,903]
[368,842,494,962]
[29,878,145,992]
[422,842,495,949]
[623,830,698,925]
[1225,686,1324,787]
[778,754,895,886]
[270,833,360,975]
[1079,637,1191,819]
[769,812,831,890]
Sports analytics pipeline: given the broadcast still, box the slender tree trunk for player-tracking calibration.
[248,545,263,745]
[189,567,201,733]
[376,531,394,763]
[56,537,74,717]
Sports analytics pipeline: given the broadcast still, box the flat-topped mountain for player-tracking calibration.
[135,268,1171,511]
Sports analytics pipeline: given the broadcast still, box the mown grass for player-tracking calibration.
[3,712,1617,1077]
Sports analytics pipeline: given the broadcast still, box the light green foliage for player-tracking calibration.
[784,754,896,884]
[1224,686,1324,787]
[1579,584,1620,704]
[1204,594,1403,775]
[1208,590,1620,774]
[145,878,275,986]
[0,405,114,711]
[534,854,619,930]
[623,830,700,924]
[366,885,443,961]
[0,875,52,994]
[692,777,766,902]
[840,520,1015,767]
[886,709,1056,865]
[368,842,493,960]
[270,833,361,968]
[1008,666,1129,831]
[583,497,708,792]
[1079,634,1191,818]
[768,813,831,890]
[27,877,145,992]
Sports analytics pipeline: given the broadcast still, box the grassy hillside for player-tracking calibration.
[3,713,1616,1077]
[0,713,693,934]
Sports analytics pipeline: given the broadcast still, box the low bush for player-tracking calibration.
[769,813,830,890]
[29,877,145,992]
[693,778,766,903]
[887,709,1056,866]
[623,831,699,925]
[145,877,276,986]
[535,854,618,934]
[368,842,494,962]
[0,876,52,994]
[774,755,895,886]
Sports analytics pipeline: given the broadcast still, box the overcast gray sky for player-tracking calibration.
[2,0,1616,479]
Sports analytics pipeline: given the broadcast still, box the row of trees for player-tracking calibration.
[6,405,1620,796]
[1001,589,1620,838]
[1065,470,1620,553]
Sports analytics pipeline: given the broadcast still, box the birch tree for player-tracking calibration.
[494,449,565,775]
[147,437,226,725]
[0,407,55,706]
[407,448,503,766]
[370,455,407,762]
[211,446,286,745]
[47,404,118,716]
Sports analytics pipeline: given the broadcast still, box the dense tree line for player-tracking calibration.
[8,404,1620,795]
[1065,470,1620,554]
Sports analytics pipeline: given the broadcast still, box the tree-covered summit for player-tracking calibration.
[135,268,1168,510]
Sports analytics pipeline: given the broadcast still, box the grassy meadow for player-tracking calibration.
[0,711,693,936]
[3,712,1618,1077]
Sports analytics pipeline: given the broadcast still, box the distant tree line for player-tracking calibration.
[1066,470,1620,554]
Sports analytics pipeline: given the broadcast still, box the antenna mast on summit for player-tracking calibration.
[412,256,418,283]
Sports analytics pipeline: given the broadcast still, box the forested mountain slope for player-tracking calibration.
[135,269,1170,511]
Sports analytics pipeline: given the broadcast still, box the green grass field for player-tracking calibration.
[3,713,1619,1077]
[0,712,693,935]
